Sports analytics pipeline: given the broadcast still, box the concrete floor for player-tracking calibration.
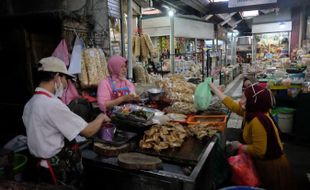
[224,75,310,190]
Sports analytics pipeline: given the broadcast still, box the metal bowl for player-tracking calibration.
[147,88,164,101]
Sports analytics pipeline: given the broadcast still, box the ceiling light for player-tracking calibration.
[279,22,285,28]
[233,30,239,36]
[242,10,259,17]
[168,9,174,17]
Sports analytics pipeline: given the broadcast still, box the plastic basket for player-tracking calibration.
[0,153,28,176]
[187,115,228,132]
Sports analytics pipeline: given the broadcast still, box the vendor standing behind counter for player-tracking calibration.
[97,55,139,112]
[22,57,111,186]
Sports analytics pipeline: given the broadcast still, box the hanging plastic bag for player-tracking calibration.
[61,80,81,105]
[227,147,261,187]
[194,77,212,110]
[68,36,84,74]
[52,39,69,66]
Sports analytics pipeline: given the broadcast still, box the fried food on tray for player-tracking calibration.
[139,122,188,152]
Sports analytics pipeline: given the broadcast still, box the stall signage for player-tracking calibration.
[228,0,277,8]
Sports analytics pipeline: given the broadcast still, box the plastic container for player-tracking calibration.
[187,115,228,132]
[0,153,28,180]
[276,107,295,134]
[99,123,116,141]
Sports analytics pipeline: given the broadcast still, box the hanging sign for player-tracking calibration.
[228,0,277,8]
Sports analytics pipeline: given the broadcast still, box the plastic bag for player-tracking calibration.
[52,39,69,66]
[227,147,261,186]
[61,80,80,105]
[194,77,212,110]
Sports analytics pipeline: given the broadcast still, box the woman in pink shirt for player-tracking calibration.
[97,55,139,112]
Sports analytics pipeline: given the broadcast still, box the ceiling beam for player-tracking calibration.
[204,0,310,15]
[180,0,208,13]
[203,14,213,21]
[153,0,202,17]
[205,2,278,14]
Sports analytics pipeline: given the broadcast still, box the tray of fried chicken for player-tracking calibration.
[139,122,217,152]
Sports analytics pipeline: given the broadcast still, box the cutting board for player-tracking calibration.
[93,142,130,157]
[118,152,162,170]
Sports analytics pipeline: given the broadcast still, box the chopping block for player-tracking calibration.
[118,152,162,170]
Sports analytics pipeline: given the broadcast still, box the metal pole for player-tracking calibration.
[120,0,125,56]
[170,15,175,74]
[194,38,198,64]
[127,0,133,80]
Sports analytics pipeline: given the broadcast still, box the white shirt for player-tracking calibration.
[22,87,87,158]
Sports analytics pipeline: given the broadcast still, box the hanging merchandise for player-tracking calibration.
[52,39,70,66]
[79,48,109,88]
[140,34,150,61]
[133,63,146,83]
[143,33,154,54]
[68,36,84,74]
[133,34,141,57]
[132,33,155,61]
[79,57,89,88]
[51,38,80,105]
[98,49,110,78]
[61,80,81,105]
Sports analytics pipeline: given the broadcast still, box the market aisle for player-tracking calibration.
[224,76,243,141]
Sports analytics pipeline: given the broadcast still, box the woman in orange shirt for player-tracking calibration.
[209,83,293,190]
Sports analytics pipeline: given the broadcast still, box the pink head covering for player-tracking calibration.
[107,55,127,80]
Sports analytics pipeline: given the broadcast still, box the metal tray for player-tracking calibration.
[135,136,212,165]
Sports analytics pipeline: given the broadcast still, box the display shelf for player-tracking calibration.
[269,85,302,90]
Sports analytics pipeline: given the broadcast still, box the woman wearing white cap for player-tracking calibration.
[22,56,110,186]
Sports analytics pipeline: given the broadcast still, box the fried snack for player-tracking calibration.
[188,124,217,140]
[164,102,197,114]
[79,55,89,88]
[98,48,109,78]
[139,122,188,152]
[143,33,154,54]
[83,48,101,86]
[133,64,146,83]
[133,35,141,57]
[140,35,149,61]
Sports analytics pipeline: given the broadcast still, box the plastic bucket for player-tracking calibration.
[277,107,295,134]
[219,186,265,190]
[0,153,28,181]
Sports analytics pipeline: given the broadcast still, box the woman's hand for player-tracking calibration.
[209,82,227,101]
[230,141,242,150]
[229,141,247,151]
[122,94,140,102]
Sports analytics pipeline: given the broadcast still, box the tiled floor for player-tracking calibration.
[224,75,310,189]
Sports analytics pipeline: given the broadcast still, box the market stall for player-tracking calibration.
[142,16,214,78]
[80,74,230,190]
